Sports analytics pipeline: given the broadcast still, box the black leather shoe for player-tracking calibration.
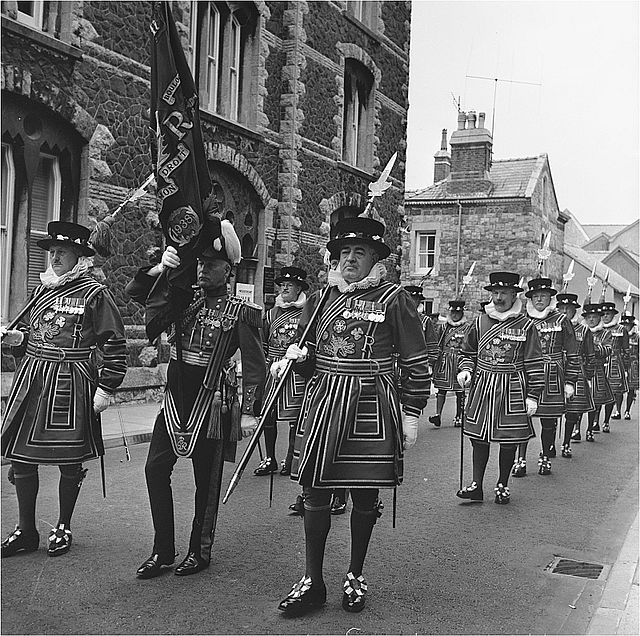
[611,411,621,420]
[1,526,39,558]
[278,576,326,617]
[174,552,209,576]
[136,553,175,579]
[456,481,483,501]
[254,457,278,476]
[429,415,441,427]
[330,497,347,515]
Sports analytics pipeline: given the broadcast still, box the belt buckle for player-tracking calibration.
[56,348,66,362]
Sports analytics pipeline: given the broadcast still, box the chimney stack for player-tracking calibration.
[433,128,451,183]
[449,109,493,182]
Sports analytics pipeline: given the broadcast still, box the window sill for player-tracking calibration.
[337,160,374,181]
[199,110,265,143]
[2,16,82,60]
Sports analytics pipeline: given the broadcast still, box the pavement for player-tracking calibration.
[99,399,640,635]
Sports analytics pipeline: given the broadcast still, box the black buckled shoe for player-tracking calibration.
[342,572,367,613]
[512,458,526,477]
[47,524,72,557]
[278,576,326,617]
[174,551,209,576]
[453,416,462,427]
[537,454,551,475]
[1,526,39,558]
[254,457,278,476]
[592,422,600,433]
[456,481,483,501]
[624,411,631,420]
[429,415,442,427]
[586,431,595,442]
[561,444,572,458]
[602,423,611,433]
[288,494,305,516]
[280,460,292,476]
[136,553,175,579]
[611,411,621,420]
[494,483,511,505]
[571,430,581,442]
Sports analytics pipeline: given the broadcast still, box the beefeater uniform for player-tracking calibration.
[126,265,265,567]
[455,272,545,504]
[458,302,544,444]
[2,277,127,464]
[291,281,430,488]
[255,270,308,476]
[1,220,127,559]
[601,316,629,396]
[431,300,471,427]
[622,316,638,417]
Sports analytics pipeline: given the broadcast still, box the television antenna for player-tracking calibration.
[465,75,541,140]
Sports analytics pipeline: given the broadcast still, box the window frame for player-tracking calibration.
[28,152,61,290]
[412,225,440,276]
[1,144,15,321]
[342,59,374,170]
[228,13,241,122]
[16,0,44,29]
[204,1,222,113]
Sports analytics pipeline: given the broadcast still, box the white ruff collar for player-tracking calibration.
[39,257,93,289]
[485,297,523,322]
[587,322,604,333]
[602,316,619,328]
[526,298,557,320]
[447,316,467,327]
[276,291,307,309]
[330,263,387,293]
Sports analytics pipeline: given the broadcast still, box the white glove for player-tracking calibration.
[160,246,180,270]
[240,414,258,438]
[457,370,472,387]
[526,398,538,416]
[564,383,575,399]
[285,344,308,362]
[270,358,289,379]
[0,327,24,346]
[93,388,111,414]
[402,414,419,450]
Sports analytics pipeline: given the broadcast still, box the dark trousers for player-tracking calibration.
[144,410,225,563]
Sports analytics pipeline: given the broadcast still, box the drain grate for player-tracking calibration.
[546,557,606,580]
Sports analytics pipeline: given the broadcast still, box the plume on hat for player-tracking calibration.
[219,219,241,265]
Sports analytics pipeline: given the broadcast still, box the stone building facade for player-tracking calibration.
[403,110,568,314]
[1,0,410,323]
[1,1,411,394]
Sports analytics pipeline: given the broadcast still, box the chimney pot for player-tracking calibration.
[440,129,448,150]
[457,111,467,130]
[467,111,477,129]
[478,112,486,128]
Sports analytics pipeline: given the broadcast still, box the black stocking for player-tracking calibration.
[498,444,517,486]
[471,441,490,487]
[436,392,446,416]
[627,390,636,413]
[604,402,615,423]
[12,463,39,533]
[58,464,87,528]
[303,506,331,586]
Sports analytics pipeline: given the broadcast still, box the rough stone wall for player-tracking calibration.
[403,200,542,312]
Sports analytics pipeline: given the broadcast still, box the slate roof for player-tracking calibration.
[405,155,546,202]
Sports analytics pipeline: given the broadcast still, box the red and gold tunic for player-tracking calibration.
[433,319,472,391]
[2,276,127,464]
[291,282,430,488]
[590,327,615,406]
[459,307,545,443]
[566,321,596,414]
[263,302,306,424]
[601,321,629,395]
[527,307,580,418]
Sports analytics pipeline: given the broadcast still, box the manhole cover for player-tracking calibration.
[545,557,607,580]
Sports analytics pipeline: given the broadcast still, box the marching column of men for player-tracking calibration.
[2,216,638,622]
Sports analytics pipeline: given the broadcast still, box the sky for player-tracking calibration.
[405,0,639,226]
